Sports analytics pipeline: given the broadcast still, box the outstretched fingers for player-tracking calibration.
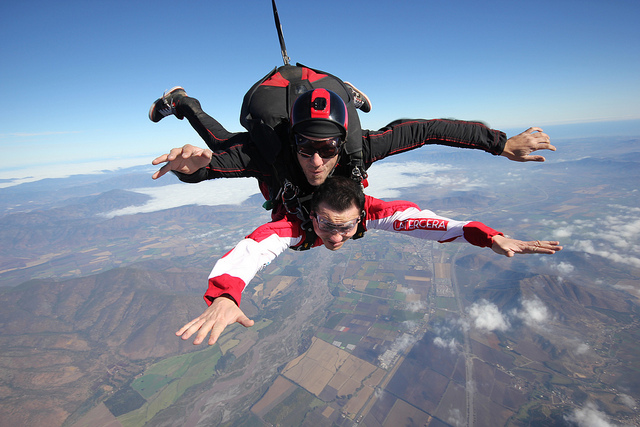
[538,142,557,152]
[525,240,562,254]
[175,297,254,346]
[151,148,182,180]
[150,144,212,179]
[524,127,543,134]
[527,128,556,152]
[175,313,225,346]
[152,153,170,166]
[175,316,207,341]
[152,162,173,180]
[502,127,557,162]
[204,321,227,346]
[492,236,562,257]
[522,154,546,162]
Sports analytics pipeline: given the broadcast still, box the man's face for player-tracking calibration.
[295,134,341,187]
[312,202,361,251]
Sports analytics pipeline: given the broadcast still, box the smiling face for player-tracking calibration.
[311,201,361,251]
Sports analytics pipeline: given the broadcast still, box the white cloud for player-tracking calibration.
[517,298,549,327]
[618,394,636,410]
[467,300,510,332]
[465,298,552,333]
[406,300,427,312]
[447,408,465,427]
[559,338,592,357]
[400,287,426,312]
[402,320,419,330]
[374,387,384,400]
[613,282,640,300]
[102,178,260,217]
[365,161,486,199]
[433,337,458,354]
[564,401,618,427]
[575,342,590,355]
[553,227,574,239]
[389,333,419,354]
[556,262,575,275]
[433,320,464,337]
[547,206,640,268]
[574,240,640,268]
[102,159,477,216]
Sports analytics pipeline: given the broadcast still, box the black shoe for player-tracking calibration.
[148,86,187,122]
[344,82,372,113]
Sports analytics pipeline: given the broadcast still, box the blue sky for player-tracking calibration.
[1,0,639,183]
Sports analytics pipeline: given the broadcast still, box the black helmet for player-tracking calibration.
[290,89,348,140]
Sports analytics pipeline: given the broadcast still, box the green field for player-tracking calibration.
[119,345,223,426]
[119,319,275,426]
[131,345,222,399]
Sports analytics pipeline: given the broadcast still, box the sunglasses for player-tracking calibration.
[312,213,360,235]
[294,135,343,159]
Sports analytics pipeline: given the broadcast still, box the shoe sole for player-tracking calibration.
[148,86,186,122]
[344,81,372,113]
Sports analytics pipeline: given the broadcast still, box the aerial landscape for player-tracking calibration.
[1,134,638,427]
[2,0,639,425]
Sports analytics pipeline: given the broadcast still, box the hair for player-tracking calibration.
[311,176,365,213]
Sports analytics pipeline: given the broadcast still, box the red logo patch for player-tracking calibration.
[393,218,449,231]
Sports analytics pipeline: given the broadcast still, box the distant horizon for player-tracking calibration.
[503,117,640,139]
[1,118,639,189]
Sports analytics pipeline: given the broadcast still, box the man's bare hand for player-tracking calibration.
[501,127,556,162]
[176,297,254,345]
[491,235,562,257]
[152,144,213,179]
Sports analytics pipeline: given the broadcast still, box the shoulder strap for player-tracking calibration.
[290,217,317,251]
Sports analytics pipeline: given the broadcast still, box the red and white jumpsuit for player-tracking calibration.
[203,196,502,306]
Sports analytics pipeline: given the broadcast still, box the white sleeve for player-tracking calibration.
[204,218,304,304]
[209,233,300,284]
[365,198,471,244]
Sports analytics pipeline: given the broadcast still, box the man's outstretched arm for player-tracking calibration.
[364,197,562,256]
[176,216,307,345]
[363,120,556,165]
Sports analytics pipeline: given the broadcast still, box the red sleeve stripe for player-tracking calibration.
[206,129,229,142]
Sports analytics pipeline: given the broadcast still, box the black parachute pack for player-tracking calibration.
[239,63,366,182]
